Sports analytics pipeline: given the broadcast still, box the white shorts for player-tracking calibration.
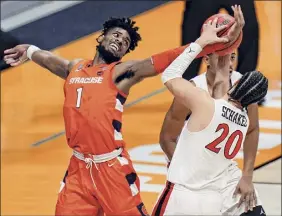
[152,182,223,215]
[152,164,262,216]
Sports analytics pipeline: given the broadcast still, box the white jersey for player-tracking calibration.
[182,71,242,123]
[190,71,242,92]
[168,99,249,190]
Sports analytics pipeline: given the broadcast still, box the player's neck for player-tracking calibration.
[225,95,244,110]
[206,69,230,87]
[206,71,224,87]
[206,70,216,86]
[92,52,107,66]
[211,81,230,99]
[207,70,230,98]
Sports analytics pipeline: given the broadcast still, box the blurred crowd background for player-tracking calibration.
[0,0,260,74]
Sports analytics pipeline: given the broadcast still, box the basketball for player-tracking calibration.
[201,13,242,56]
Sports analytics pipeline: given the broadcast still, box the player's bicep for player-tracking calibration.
[160,98,190,140]
[120,58,156,79]
[165,78,208,111]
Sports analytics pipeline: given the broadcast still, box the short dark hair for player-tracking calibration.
[230,71,268,108]
[102,17,141,53]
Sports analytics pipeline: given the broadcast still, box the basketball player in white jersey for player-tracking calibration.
[159,53,261,213]
[159,52,248,164]
[152,20,268,216]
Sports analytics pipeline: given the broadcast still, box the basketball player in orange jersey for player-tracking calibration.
[152,20,267,216]
[4,5,243,215]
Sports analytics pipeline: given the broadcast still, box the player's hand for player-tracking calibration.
[196,17,229,48]
[225,5,245,42]
[3,44,31,66]
[233,176,257,213]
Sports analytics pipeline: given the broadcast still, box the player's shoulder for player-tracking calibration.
[112,60,140,80]
[190,72,207,80]
[111,60,133,71]
[230,70,242,83]
[68,59,86,72]
[231,70,242,77]
[189,72,207,88]
[114,60,137,68]
[189,72,207,81]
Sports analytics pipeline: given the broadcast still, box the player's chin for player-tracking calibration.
[107,48,118,56]
[112,50,124,59]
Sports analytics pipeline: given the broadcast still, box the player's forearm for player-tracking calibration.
[161,43,203,108]
[242,126,259,177]
[161,42,202,83]
[150,43,207,75]
[151,37,228,75]
[28,46,70,79]
[134,33,240,78]
[133,39,223,79]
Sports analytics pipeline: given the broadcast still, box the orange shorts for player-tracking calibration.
[55,149,148,216]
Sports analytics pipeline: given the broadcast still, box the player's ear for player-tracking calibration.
[96,34,104,43]
[204,55,210,66]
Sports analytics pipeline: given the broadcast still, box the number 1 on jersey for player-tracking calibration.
[76,87,83,108]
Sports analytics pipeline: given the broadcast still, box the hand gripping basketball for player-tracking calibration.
[201,5,245,56]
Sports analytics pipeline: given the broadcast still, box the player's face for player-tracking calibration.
[101,27,131,58]
[229,52,236,72]
[205,52,236,72]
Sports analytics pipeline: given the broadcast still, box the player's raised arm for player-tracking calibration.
[3,44,81,79]
[119,5,244,80]
[161,19,229,111]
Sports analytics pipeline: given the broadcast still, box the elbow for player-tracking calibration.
[247,123,259,136]
[159,132,167,149]
[159,133,177,152]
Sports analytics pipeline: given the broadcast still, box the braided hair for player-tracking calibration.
[229,71,268,108]
[102,17,141,53]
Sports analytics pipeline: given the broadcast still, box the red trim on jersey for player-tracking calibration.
[152,181,174,216]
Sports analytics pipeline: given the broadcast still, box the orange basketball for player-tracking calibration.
[201,13,242,56]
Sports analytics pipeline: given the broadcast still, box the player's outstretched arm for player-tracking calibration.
[3,44,81,79]
[162,18,229,110]
[115,38,229,82]
[119,5,244,80]
[164,73,209,112]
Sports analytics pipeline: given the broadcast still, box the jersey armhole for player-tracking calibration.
[109,61,128,98]
[68,59,86,76]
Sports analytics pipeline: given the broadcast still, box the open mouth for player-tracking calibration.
[109,43,120,52]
